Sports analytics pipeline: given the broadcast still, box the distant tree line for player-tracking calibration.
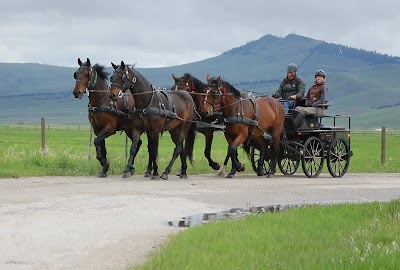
[233,78,280,86]
[373,102,400,109]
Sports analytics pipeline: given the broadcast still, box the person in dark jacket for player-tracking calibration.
[272,63,306,109]
[296,69,328,115]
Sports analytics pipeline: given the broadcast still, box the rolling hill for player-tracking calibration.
[0,34,399,129]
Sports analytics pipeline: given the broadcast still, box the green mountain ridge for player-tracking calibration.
[0,34,399,129]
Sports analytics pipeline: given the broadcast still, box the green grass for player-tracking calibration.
[0,124,399,178]
[134,200,400,270]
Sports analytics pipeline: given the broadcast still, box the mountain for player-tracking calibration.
[1,34,399,129]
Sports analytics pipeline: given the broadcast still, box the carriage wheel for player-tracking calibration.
[278,142,301,175]
[327,138,350,178]
[301,137,324,178]
[250,147,270,175]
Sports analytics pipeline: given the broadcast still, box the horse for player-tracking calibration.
[171,73,221,171]
[109,61,197,180]
[200,75,285,178]
[72,58,142,178]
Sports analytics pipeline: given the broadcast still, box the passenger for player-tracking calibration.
[272,63,306,109]
[296,69,328,116]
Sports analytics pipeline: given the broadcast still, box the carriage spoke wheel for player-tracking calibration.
[278,142,301,175]
[250,147,270,175]
[327,138,350,178]
[301,137,324,178]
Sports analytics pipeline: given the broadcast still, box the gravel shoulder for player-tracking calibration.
[1,173,399,269]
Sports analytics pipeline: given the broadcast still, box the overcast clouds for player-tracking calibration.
[1,0,399,68]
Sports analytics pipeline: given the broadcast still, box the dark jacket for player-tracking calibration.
[274,75,306,99]
[305,82,327,107]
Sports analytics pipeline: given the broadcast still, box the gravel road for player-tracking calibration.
[1,173,399,270]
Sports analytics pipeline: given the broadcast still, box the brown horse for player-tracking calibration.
[72,58,142,178]
[171,73,221,171]
[200,75,285,177]
[109,61,197,180]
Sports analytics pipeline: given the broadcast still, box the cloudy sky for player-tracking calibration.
[1,0,399,68]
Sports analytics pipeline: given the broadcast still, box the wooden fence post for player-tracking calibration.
[41,117,46,153]
[381,127,386,164]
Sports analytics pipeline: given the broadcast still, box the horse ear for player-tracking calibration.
[111,62,118,70]
[121,61,125,68]
[86,58,91,66]
[172,74,178,81]
[78,58,82,66]
[206,74,211,83]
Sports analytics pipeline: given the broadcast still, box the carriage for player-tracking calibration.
[250,100,352,178]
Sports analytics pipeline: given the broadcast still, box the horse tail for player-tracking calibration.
[184,123,197,165]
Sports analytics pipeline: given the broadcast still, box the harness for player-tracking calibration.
[133,87,177,119]
[88,94,130,119]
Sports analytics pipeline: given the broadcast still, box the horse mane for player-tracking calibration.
[93,64,109,80]
[184,73,207,93]
[221,80,242,97]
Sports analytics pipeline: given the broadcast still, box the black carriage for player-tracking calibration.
[250,100,352,178]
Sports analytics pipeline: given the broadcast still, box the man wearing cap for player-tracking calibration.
[272,63,306,108]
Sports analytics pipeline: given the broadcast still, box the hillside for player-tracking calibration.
[0,34,399,129]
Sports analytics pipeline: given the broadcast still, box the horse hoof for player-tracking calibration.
[160,174,168,180]
[179,174,188,179]
[237,163,245,172]
[257,169,266,176]
[217,172,225,178]
[98,172,107,178]
[176,170,182,177]
[210,162,220,170]
[226,174,235,178]
[144,172,151,178]
[122,172,131,178]
[151,175,160,180]
[266,173,275,178]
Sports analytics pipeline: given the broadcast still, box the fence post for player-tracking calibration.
[88,126,93,159]
[41,117,46,153]
[381,127,386,164]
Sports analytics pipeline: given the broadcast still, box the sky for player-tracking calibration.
[1,0,399,68]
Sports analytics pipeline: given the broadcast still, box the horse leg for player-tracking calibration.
[122,129,142,178]
[144,142,153,177]
[161,129,185,180]
[203,130,220,170]
[227,145,239,178]
[217,153,230,177]
[267,130,281,178]
[147,132,160,180]
[93,129,114,178]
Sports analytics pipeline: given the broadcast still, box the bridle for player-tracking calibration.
[74,65,98,93]
[203,81,223,108]
[110,67,137,98]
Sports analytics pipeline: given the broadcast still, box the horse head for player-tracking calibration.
[201,75,223,117]
[73,58,95,99]
[109,61,135,101]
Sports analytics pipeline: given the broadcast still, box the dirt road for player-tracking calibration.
[1,173,399,269]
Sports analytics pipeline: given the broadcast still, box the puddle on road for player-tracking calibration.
[168,204,301,227]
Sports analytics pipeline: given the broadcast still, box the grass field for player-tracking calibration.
[0,124,399,178]
[134,200,400,270]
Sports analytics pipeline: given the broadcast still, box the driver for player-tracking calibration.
[272,63,305,108]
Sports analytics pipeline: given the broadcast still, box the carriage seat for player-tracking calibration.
[303,101,330,118]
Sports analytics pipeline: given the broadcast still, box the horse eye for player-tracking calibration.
[73,72,77,79]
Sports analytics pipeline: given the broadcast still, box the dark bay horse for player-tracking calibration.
[72,58,142,178]
[109,61,197,180]
[171,73,221,171]
[200,75,285,178]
